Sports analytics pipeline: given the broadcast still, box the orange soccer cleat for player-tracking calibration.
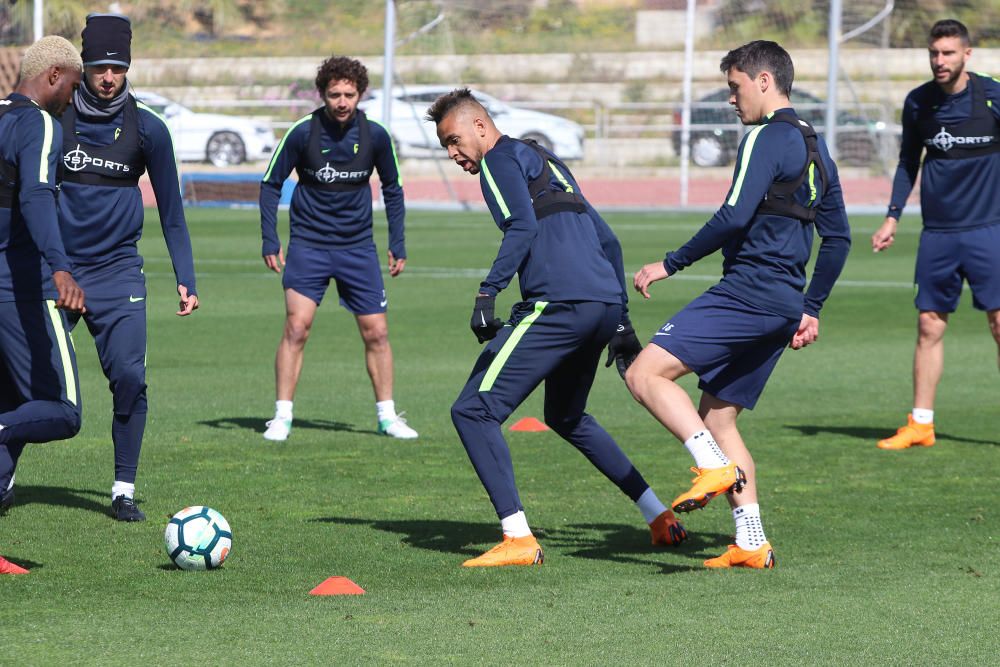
[0,555,29,575]
[704,542,775,569]
[462,535,544,568]
[877,416,935,450]
[649,509,689,547]
[671,463,747,513]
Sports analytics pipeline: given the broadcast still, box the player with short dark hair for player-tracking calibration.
[427,88,687,568]
[260,55,417,441]
[0,35,85,575]
[872,20,1000,450]
[627,41,851,568]
[56,13,199,522]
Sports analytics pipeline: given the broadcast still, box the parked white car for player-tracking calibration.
[133,91,276,167]
[359,86,585,160]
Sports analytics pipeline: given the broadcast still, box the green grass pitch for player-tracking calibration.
[3,208,997,664]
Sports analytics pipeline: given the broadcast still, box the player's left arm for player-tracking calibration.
[478,148,538,298]
[636,124,780,297]
[140,107,198,315]
[795,147,851,349]
[371,120,406,277]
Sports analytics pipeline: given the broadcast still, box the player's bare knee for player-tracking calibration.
[361,324,389,348]
[284,318,312,345]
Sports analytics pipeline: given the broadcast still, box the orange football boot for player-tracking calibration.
[704,542,775,569]
[671,463,747,513]
[649,509,688,546]
[878,416,935,450]
[462,535,544,568]
[0,555,29,575]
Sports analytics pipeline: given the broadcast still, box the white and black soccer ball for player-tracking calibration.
[164,506,232,571]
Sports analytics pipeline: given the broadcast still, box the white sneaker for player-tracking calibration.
[378,413,418,439]
[263,417,292,441]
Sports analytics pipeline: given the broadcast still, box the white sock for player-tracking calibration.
[912,408,934,425]
[112,481,135,501]
[733,503,767,550]
[500,510,532,538]
[684,430,729,469]
[376,400,396,422]
[636,487,668,524]
[275,400,293,420]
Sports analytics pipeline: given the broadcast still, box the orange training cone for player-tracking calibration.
[309,576,365,595]
[510,417,550,432]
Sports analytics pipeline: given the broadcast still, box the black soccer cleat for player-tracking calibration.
[0,487,13,515]
[111,495,146,522]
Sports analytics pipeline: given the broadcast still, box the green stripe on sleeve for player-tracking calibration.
[807,162,817,204]
[726,125,765,207]
[479,301,548,392]
[369,118,403,188]
[46,300,77,406]
[548,161,574,193]
[39,110,53,183]
[480,156,511,219]
[263,114,311,181]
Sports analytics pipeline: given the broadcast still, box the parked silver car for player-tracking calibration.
[359,86,584,159]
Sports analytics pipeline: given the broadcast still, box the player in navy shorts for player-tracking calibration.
[426,88,688,568]
[259,56,416,441]
[627,41,851,569]
[872,19,1000,450]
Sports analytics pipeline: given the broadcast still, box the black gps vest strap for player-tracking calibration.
[756,112,827,222]
[298,109,374,192]
[519,139,587,219]
[919,72,1000,161]
[0,99,38,208]
[59,96,145,187]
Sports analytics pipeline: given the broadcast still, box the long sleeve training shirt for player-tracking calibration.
[887,73,1000,230]
[57,97,197,293]
[478,136,626,308]
[259,111,405,258]
[0,94,70,301]
[664,109,852,320]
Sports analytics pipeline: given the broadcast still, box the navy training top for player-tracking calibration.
[664,108,852,320]
[887,72,1000,230]
[478,135,627,310]
[0,94,71,302]
[57,95,197,293]
[259,110,406,258]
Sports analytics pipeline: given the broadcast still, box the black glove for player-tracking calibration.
[470,294,504,344]
[605,322,642,379]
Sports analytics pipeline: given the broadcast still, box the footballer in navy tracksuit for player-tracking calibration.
[872,19,1000,450]
[259,56,416,442]
[55,13,198,521]
[629,41,850,568]
[427,88,687,567]
[0,82,85,519]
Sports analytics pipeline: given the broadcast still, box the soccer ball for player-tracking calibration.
[164,506,232,571]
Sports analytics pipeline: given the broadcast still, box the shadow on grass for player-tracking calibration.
[786,424,1000,447]
[2,556,42,571]
[3,485,107,517]
[313,516,725,574]
[198,416,378,436]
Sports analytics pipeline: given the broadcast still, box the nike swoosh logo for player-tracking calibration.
[321,148,331,153]
[380,299,388,307]
[653,332,671,336]
[480,313,486,327]
[106,51,118,56]
[129,296,145,303]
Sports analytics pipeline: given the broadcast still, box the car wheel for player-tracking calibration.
[521,132,553,152]
[690,134,727,167]
[206,131,246,167]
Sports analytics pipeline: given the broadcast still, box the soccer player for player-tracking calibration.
[259,56,416,441]
[0,36,86,574]
[627,41,851,568]
[56,14,199,522]
[426,88,687,568]
[872,20,1000,450]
